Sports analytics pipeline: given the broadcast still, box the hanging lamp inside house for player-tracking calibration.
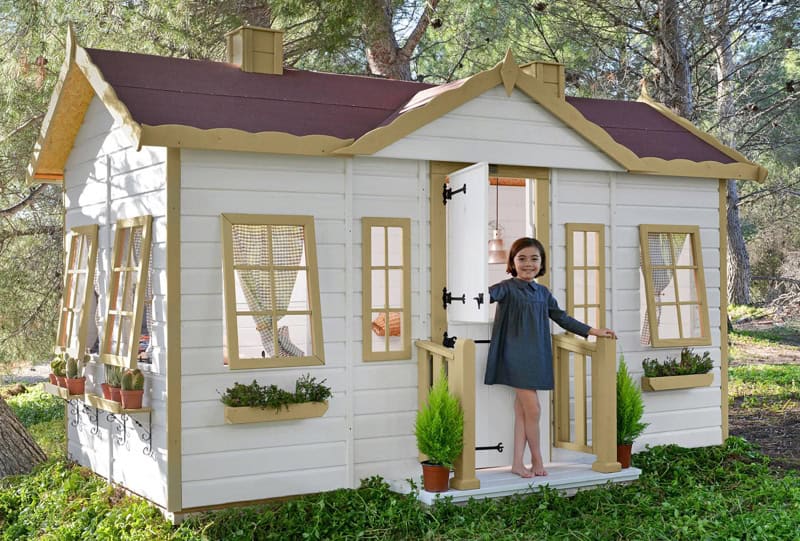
[488,178,508,264]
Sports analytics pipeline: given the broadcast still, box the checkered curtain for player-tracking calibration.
[641,232,675,344]
[232,224,305,357]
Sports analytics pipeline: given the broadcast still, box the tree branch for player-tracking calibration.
[399,0,439,58]
[0,185,48,218]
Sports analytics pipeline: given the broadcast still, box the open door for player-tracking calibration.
[446,162,489,323]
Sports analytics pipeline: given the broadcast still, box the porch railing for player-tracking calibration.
[415,338,480,490]
[553,335,621,473]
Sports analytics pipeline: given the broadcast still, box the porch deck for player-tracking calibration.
[390,463,641,505]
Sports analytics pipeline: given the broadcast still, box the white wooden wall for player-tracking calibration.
[179,150,429,508]
[63,97,168,506]
[374,87,625,173]
[551,169,723,453]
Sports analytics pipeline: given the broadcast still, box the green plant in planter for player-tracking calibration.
[66,357,83,379]
[642,348,713,377]
[121,369,144,391]
[106,365,123,388]
[414,372,464,469]
[617,355,648,446]
[220,374,332,411]
[52,358,66,377]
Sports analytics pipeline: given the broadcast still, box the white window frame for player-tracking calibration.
[56,224,99,358]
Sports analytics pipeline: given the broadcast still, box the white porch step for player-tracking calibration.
[389,463,641,505]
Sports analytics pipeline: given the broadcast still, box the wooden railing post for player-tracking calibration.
[591,337,621,473]
[449,338,479,489]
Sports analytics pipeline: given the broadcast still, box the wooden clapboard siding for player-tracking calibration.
[63,96,169,508]
[178,150,427,505]
[549,168,724,454]
[373,87,623,173]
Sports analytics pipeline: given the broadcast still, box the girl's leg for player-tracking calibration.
[511,396,532,478]
[515,388,548,476]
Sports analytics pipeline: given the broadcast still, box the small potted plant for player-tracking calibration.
[120,368,145,410]
[53,357,68,388]
[65,356,86,396]
[617,355,648,468]
[414,372,464,492]
[641,348,714,391]
[106,365,123,402]
[49,355,62,385]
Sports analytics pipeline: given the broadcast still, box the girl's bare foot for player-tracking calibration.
[511,465,533,478]
[531,462,548,476]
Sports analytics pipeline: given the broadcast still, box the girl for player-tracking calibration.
[485,237,617,478]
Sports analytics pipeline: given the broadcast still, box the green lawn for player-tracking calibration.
[2,383,800,540]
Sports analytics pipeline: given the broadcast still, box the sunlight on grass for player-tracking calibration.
[729,304,771,321]
[730,325,800,349]
[729,364,800,411]
[3,383,66,460]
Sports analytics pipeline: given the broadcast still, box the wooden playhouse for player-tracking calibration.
[29,26,767,518]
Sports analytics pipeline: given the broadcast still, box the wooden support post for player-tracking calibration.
[591,337,621,473]
[449,338,480,490]
[417,345,431,463]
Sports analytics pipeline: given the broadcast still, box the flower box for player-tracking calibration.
[641,372,713,392]
[85,392,151,414]
[224,401,329,425]
[43,382,83,400]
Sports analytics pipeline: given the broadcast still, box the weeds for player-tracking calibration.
[729,364,800,410]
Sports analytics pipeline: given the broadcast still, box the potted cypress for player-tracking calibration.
[414,372,464,492]
[617,355,648,468]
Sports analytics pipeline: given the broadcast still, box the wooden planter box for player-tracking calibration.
[224,401,329,425]
[641,372,713,392]
[43,382,82,400]
[85,393,151,415]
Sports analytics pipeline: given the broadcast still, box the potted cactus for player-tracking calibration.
[103,365,123,401]
[49,355,63,385]
[120,368,145,410]
[65,356,86,396]
[53,357,68,388]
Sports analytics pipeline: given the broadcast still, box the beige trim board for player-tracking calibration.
[719,179,729,439]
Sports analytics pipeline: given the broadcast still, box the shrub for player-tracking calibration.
[642,348,713,377]
[414,372,464,468]
[617,356,648,445]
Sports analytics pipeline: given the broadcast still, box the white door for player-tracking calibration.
[446,167,551,469]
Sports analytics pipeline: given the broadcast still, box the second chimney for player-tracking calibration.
[225,25,283,75]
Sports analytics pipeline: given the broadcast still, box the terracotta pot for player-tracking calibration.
[617,444,633,468]
[66,377,86,396]
[49,373,57,385]
[101,383,112,400]
[56,375,67,388]
[421,462,451,492]
[120,389,144,410]
[110,386,122,403]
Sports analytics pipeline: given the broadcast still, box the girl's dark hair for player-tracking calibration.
[506,237,547,278]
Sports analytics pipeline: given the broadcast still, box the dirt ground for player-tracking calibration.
[728,315,800,471]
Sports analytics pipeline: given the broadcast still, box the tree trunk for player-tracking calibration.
[0,397,47,478]
[651,0,693,118]
[713,0,751,305]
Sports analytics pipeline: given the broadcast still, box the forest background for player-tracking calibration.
[0,0,798,368]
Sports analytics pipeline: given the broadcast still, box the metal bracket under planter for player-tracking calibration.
[224,401,329,424]
[641,372,714,392]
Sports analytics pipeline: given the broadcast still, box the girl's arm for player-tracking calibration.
[588,327,617,339]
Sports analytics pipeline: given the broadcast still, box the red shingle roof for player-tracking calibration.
[86,47,734,163]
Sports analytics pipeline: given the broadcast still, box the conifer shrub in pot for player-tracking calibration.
[617,355,648,468]
[414,372,464,492]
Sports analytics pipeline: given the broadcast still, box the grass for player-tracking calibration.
[729,364,800,411]
[728,304,771,322]
[3,383,65,459]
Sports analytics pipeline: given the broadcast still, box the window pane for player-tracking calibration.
[656,305,680,339]
[371,270,386,309]
[371,226,385,266]
[650,268,675,302]
[387,227,403,266]
[648,232,674,266]
[573,307,586,325]
[110,314,132,357]
[276,314,310,357]
[586,307,598,329]
[371,311,388,352]
[235,269,273,311]
[586,232,599,266]
[587,269,599,304]
[388,269,403,308]
[673,233,693,265]
[388,312,404,351]
[573,231,585,266]
[276,270,308,311]
[272,225,305,266]
[573,270,585,304]
[232,224,270,266]
[680,304,702,338]
[117,228,131,268]
[676,269,698,302]
[236,314,268,358]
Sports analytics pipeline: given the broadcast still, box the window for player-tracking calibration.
[639,224,711,347]
[101,216,153,368]
[56,224,99,358]
[221,214,324,369]
[362,218,411,361]
[565,223,605,338]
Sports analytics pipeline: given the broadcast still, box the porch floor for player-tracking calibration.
[389,462,641,505]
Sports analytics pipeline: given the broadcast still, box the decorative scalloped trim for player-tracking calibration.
[634,157,766,181]
[140,125,352,155]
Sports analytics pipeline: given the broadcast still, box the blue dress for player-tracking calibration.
[484,278,591,390]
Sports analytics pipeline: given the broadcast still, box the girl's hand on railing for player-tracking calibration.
[589,328,617,339]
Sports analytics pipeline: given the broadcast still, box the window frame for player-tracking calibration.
[220,213,324,370]
[361,217,412,361]
[100,215,154,368]
[565,223,605,336]
[639,224,711,347]
[56,224,99,358]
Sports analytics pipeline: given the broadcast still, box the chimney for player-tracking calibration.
[225,25,284,75]
[520,61,565,99]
